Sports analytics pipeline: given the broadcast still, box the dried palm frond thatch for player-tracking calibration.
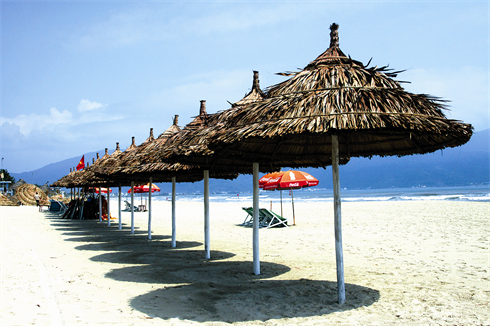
[208,23,472,164]
[69,148,118,188]
[51,167,81,188]
[13,183,49,206]
[96,119,210,183]
[158,72,278,173]
[0,193,17,206]
[112,107,239,182]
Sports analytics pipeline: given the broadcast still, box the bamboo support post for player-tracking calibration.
[332,134,346,304]
[253,162,260,275]
[204,170,210,259]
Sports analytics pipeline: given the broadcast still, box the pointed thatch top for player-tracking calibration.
[125,137,137,151]
[158,115,181,140]
[183,100,209,131]
[142,128,155,144]
[305,23,351,69]
[153,72,277,174]
[200,100,206,115]
[102,148,109,159]
[232,71,266,107]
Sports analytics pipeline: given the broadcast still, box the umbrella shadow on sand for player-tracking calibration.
[128,278,379,323]
[47,213,379,322]
[100,252,378,323]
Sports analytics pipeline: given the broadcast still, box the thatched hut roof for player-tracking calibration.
[40,183,57,197]
[12,183,49,206]
[97,120,184,181]
[106,111,238,183]
[72,146,125,187]
[10,179,26,192]
[207,23,472,165]
[157,73,278,173]
[0,193,17,206]
[51,168,77,188]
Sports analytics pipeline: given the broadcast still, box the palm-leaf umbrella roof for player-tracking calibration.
[70,148,119,188]
[51,166,82,188]
[157,72,280,173]
[209,23,472,162]
[115,106,240,182]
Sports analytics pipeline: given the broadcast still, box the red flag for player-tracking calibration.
[76,155,85,171]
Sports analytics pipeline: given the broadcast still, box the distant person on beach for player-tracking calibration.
[34,192,40,206]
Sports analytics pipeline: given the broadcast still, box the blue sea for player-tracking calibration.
[141,185,490,203]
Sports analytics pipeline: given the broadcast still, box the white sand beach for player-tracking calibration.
[1,199,489,325]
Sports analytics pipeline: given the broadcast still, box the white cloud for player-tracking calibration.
[77,99,107,112]
[0,107,73,136]
[0,100,121,137]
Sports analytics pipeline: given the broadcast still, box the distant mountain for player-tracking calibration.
[11,129,489,193]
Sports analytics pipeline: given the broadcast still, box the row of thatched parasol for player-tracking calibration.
[51,23,472,303]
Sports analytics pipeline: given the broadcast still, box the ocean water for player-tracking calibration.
[141,185,490,203]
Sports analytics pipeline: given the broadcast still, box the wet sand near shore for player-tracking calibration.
[1,200,488,325]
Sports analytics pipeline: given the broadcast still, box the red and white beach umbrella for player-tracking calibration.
[259,170,319,225]
[129,183,161,194]
[89,187,112,194]
[128,183,161,207]
[260,170,319,190]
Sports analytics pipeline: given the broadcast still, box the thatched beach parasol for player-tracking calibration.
[208,23,473,303]
[0,193,17,206]
[158,72,277,173]
[121,104,240,253]
[149,75,268,258]
[13,183,49,206]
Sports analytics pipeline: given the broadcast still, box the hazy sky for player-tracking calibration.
[1,0,488,173]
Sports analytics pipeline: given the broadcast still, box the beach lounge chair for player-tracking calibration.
[259,208,288,228]
[241,207,254,226]
[241,207,288,228]
[49,199,62,212]
[123,200,138,212]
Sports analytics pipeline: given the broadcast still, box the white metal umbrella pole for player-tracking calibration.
[107,187,111,226]
[118,185,122,230]
[204,170,210,259]
[130,181,135,234]
[332,134,345,304]
[98,186,102,222]
[171,176,176,248]
[253,162,260,275]
[148,177,153,240]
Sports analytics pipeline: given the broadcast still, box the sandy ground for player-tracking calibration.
[1,198,489,325]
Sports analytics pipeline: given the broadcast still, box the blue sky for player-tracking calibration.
[1,0,488,173]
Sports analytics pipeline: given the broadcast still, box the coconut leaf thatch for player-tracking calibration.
[0,193,17,206]
[208,23,472,164]
[67,148,119,188]
[157,73,281,173]
[109,108,239,182]
[12,183,49,206]
[95,120,215,183]
[51,168,81,188]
